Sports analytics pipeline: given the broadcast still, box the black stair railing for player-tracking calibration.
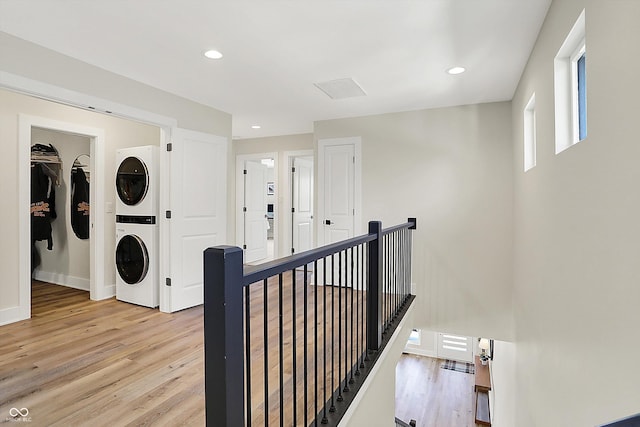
[204,218,416,426]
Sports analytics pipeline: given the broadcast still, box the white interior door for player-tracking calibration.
[244,160,268,263]
[322,144,355,245]
[292,156,313,254]
[165,128,227,312]
[436,333,474,363]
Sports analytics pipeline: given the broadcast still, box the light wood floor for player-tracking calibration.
[396,353,476,427]
[1,282,475,426]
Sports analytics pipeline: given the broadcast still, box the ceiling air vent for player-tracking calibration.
[314,78,367,100]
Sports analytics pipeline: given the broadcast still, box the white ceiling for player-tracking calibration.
[0,0,551,139]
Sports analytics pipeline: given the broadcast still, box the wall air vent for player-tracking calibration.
[314,78,367,100]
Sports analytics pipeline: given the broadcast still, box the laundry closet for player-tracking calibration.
[31,127,92,292]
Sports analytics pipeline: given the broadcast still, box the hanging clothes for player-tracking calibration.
[31,163,57,250]
[71,167,90,239]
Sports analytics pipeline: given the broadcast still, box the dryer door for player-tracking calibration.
[116,234,149,284]
[116,156,149,206]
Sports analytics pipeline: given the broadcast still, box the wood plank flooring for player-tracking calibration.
[1,281,476,426]
[396,353,476,427]
[1,282,205,426]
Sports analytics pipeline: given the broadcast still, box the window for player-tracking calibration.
[575,46,587,141]
[554,9,586,153]
[407,328,421,346]
[524,93,536,171]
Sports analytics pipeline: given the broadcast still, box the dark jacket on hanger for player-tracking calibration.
[71,167,90,239]
[31,163,56,250]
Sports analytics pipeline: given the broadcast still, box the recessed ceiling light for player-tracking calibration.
[204,50,223,59]
[251,125,261,129]
[447,66,466,75]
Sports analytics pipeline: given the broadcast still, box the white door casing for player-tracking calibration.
[16,115,106,325]
[292,156,314,254]
[163,128,227,313]
[243,160,268,263]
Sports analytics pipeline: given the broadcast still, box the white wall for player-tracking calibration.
[511,0,640,424]
[0,88,159,311]
[339,302,415,427]
[314,102,514,342]
[31,128,91,289]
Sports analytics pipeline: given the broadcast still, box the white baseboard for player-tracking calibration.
[0,305,28,326]
[403,347,438,358]
[96,284,116,301]
[33,270,90,291]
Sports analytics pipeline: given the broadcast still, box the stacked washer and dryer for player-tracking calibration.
[115,146,159,308]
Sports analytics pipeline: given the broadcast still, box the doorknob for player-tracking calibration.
[325,219,332,225]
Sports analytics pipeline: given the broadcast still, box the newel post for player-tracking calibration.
[204,246,244,427]
[367,221,383,351]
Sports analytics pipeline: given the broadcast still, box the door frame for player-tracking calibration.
[285,150,315,254]
[317,137,362,246]
[235,152,278,262]
[2,71,177,323]
[19,115,105,308]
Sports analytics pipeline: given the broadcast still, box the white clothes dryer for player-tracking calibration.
[115,145,159,217]
[115,217,158,308]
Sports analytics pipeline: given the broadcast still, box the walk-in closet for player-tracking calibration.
[31,127,91,303]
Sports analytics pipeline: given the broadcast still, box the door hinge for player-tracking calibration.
[166,278,172,287]
[291,248,295,254]
[291,207,295,213]
[243,244,247,249]
[166,210,172,219]
[292,167,296,173]
[243,207,247,212]
[243,169,247,175]
[353,156,355,163]
[166,143,173,152]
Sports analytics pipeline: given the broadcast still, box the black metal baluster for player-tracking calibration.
[314,260,319,427]
[245,286,252,427]
[330,254,336,412]
[292,270,298,424]
[343,249,349,393]
[337,250,343,402]
[349,246,355,385]
[304,264,309,426]
[322,257,329,424]
[263,278,269,427]
[279,274,284,427]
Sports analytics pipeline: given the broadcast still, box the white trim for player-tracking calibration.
[554,9,586,154]
[402,347,438,358]
[159,128,171,312]
[0,306,26,327]
[524,93,537,171]
[317,137,362,246]
[0,71,177,128]
[20,115,108,304]
[235,152,278,262]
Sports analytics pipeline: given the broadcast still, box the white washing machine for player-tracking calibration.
[115,145,158,217]
[115,218,158,308]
